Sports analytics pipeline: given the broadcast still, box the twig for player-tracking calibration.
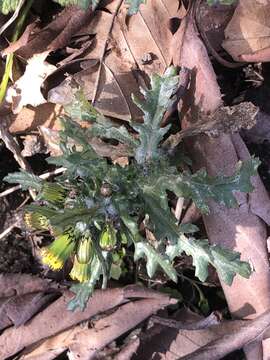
[91,0,124,105]
[0,167,66,198]
[151,312,220,331]
[175,197,184,222]
[0,122,31,171]
[0,222,18,240]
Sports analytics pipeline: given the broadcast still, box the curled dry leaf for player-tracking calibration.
[48,0,179,121]
[0,291,59,331]
[22,296,177,360]
[223,0,270,62]
[6,52,56,114]
[0,273,52,298]
[0,285,176,359]
[172,13,270,360]
[130,308,270,360]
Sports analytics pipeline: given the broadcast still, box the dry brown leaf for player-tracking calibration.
[223,0,270,61]
[8,103,63,134]
[21,296,176,360]
[0,285,175,359]
[16,6,90,59]
[48,0,178,121]
[0,292,58,331]
[128,308,270,360]
[172,14,270,360]
[6,52,56,114]
[0,273,52,298]
[172,15,222,113]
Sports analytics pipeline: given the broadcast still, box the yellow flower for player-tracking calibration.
[77,234,93,264]
[40,228,75,270]
[70,235,93,282]
[99,224,117,251]
[41,182,67,205]
[24,212,49,230]
[69,255,92,282]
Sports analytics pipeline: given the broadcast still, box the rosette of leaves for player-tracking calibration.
[5,67,258,310]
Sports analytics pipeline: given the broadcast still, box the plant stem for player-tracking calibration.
[0,0,34,103]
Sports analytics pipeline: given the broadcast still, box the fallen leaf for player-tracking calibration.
[172,13,270,360]
[0,285,176,359]
[130,308,270,360]
[8,103,64,134]
[0,292,58,330]
[6,52,56,114]
[223,0,270,61]
[48,0,178,121]
[0,273,52,298]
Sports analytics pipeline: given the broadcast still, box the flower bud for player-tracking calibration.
[99,224,117,251]
[24,211,49,230]
[76,235,93,264]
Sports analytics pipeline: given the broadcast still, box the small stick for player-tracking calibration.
[0,222,18,240]
[175,197,185,222]
[151,312,220,331]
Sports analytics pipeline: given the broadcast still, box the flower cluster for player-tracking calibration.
[25,201,118,284]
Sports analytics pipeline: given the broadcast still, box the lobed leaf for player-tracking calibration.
[166,234,252,285]
[131,67,179,164]
[4,170,43,191]
[135,241,178,282]
[126,0,146,15]
[143,158,260,213]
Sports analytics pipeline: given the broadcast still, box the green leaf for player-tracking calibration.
[135,241,177,282]
[0,0,20,14]
[4,170,43,191]
[131,67,179,164]
[126,0,146,15]
[91,122,139,150]
[68,254,103,311]
[64,89,100,121]
[143,158,260,213]
[211,245,252,284]
[166,234,252,284]
[143,193,179,243]
[53,0,100,10]
[50,207,99,230]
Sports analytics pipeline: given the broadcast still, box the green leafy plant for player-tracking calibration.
[5,67,258,310]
